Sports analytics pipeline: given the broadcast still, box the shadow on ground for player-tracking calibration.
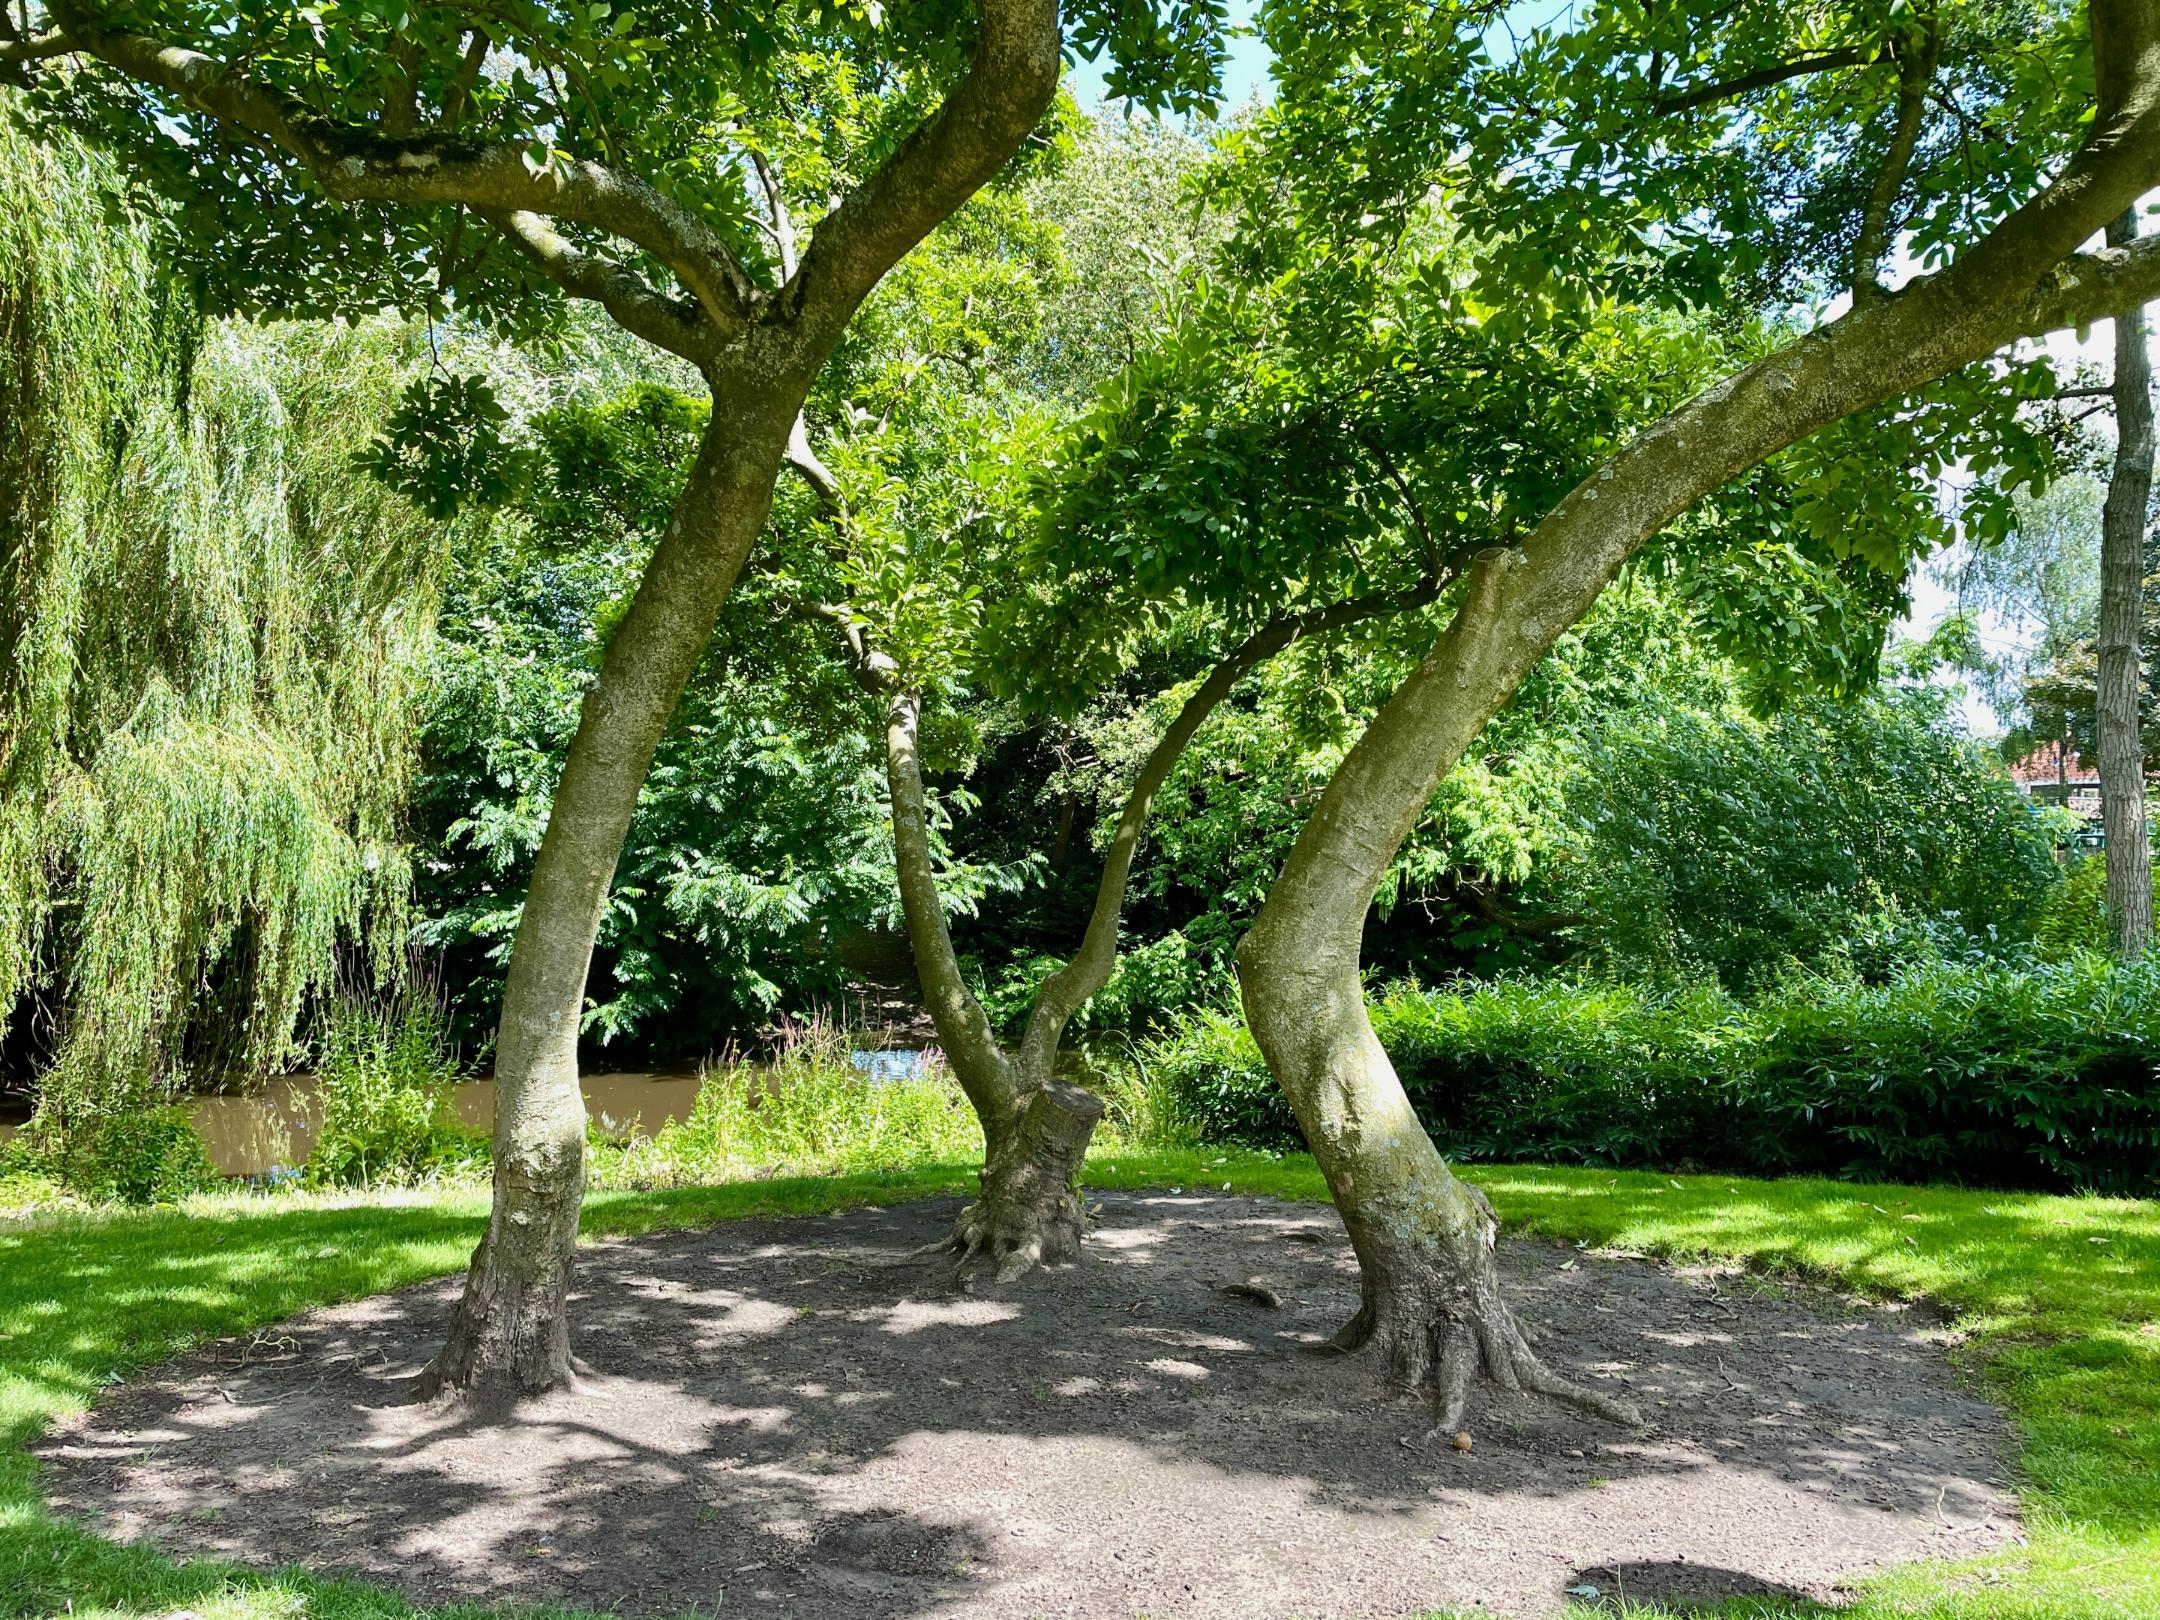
[36,1192,2021,1619]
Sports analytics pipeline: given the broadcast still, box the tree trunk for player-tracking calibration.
[2102,208,2154,961]
[883,691,1102,1278]
[1237,736,1637,1434]
[876,599,1428,1281]
[1224,45,2160,1418]
[946,1080,1105,1281]
[425,399,799,1402]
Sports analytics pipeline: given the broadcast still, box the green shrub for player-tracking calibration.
[36,1100,220,1206]
[305,988,484,1188]
[975,930,1227,1039]
[593,1017,985,1186]
[2033,854,2107,957]
[1141,957,2160,1194]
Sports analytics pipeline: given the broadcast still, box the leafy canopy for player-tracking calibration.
[12,0,1229,340]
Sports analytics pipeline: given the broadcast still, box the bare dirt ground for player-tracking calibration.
[38,1191,2022,1619]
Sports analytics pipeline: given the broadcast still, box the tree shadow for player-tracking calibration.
[33,1192,2022,1620]
[1566,1559,1821,1613]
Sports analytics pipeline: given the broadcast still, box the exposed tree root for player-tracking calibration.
[1320,1184,1642,1435]
[1325,1286,1642,1435]
[911,1080,1103,1284]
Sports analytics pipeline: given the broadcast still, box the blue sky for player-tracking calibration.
[1065,1,1273,113]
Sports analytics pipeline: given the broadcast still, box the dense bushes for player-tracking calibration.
[305,990,484,1189]
[1144,957,2160,1194]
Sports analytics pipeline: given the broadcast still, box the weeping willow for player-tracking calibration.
[0,108,445,1145]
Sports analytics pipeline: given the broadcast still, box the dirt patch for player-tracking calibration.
[37,1192,2021,1618]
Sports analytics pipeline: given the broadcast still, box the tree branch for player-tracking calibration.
[41,1,758,332]
[480,209,711,363]
[1851,15,1941,307]
[787,0,1060,340]
[441,29,489,130]
[1014,578,1445,1074]
[0,28,69,61]
[884,690,1027,1132]
[2016,232,2160,340]
[1653,45,1875,115]
[751,148,799,282]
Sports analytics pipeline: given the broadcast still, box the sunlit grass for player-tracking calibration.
[2,1152,2156,1618]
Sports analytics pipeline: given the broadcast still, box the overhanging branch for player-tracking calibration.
[40,1,756,334]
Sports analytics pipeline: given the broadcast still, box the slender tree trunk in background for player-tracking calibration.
[425,402,800,1402]
[2101,208,2154,961]
[875,594,1437,1280]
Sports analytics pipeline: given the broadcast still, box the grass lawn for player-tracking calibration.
[1,1150,2155,1619]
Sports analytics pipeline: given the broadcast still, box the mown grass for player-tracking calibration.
[2,1150,2155,1619]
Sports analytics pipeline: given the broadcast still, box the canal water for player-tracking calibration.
[1,1048,937,1180]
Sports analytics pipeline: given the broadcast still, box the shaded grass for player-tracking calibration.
[2,1152,2155,1617]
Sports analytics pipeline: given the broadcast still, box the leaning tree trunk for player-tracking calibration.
[1237,560,1638,1434]
[2101,208,2154,962]
[425,403,799,1402]
[883,690,1107,1278]
[1232,54,2160,1423]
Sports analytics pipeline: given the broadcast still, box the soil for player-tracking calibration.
[37,1191,2022,1619]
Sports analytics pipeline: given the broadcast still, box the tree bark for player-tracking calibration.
[1235,13,2160,1428]
[874,592,1438,1279]
[425,398,801,1403]
[883,689,1094,1275]
[2101,208,2154,961]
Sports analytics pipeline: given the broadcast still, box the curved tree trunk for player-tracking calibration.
[883,689,1096,1276]
[2101,208,2154,962]
[425,402,799,1402]
[876,593,1436,1280]
[1234,17,2160,1426]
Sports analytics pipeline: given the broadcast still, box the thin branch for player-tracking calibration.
[1653,45,1874,115]
[750,148,798,281]
[1852,15,1941,307]
[1014,577,1447,1074]
[441,28,488,129]
[1361,433,1441,576]
[782,411,843,508]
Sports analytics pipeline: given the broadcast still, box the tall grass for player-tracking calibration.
[591,1016,985,1185]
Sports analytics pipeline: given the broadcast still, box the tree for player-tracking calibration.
[1042,0,2160,1431]
[765,130,1436,1275]
[414,384,898,1061]
[0,114,442,1198]
[2098,210,2154,958]
[2,0,1225,1400]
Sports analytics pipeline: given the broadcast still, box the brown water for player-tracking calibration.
[185,1069,711,1178]
[0,1052,939,1180]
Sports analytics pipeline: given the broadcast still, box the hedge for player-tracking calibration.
[1141,957,2160,1194]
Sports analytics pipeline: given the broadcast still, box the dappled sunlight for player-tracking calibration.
[5,1160,2156,1619]
[33,1191,2022,1620]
